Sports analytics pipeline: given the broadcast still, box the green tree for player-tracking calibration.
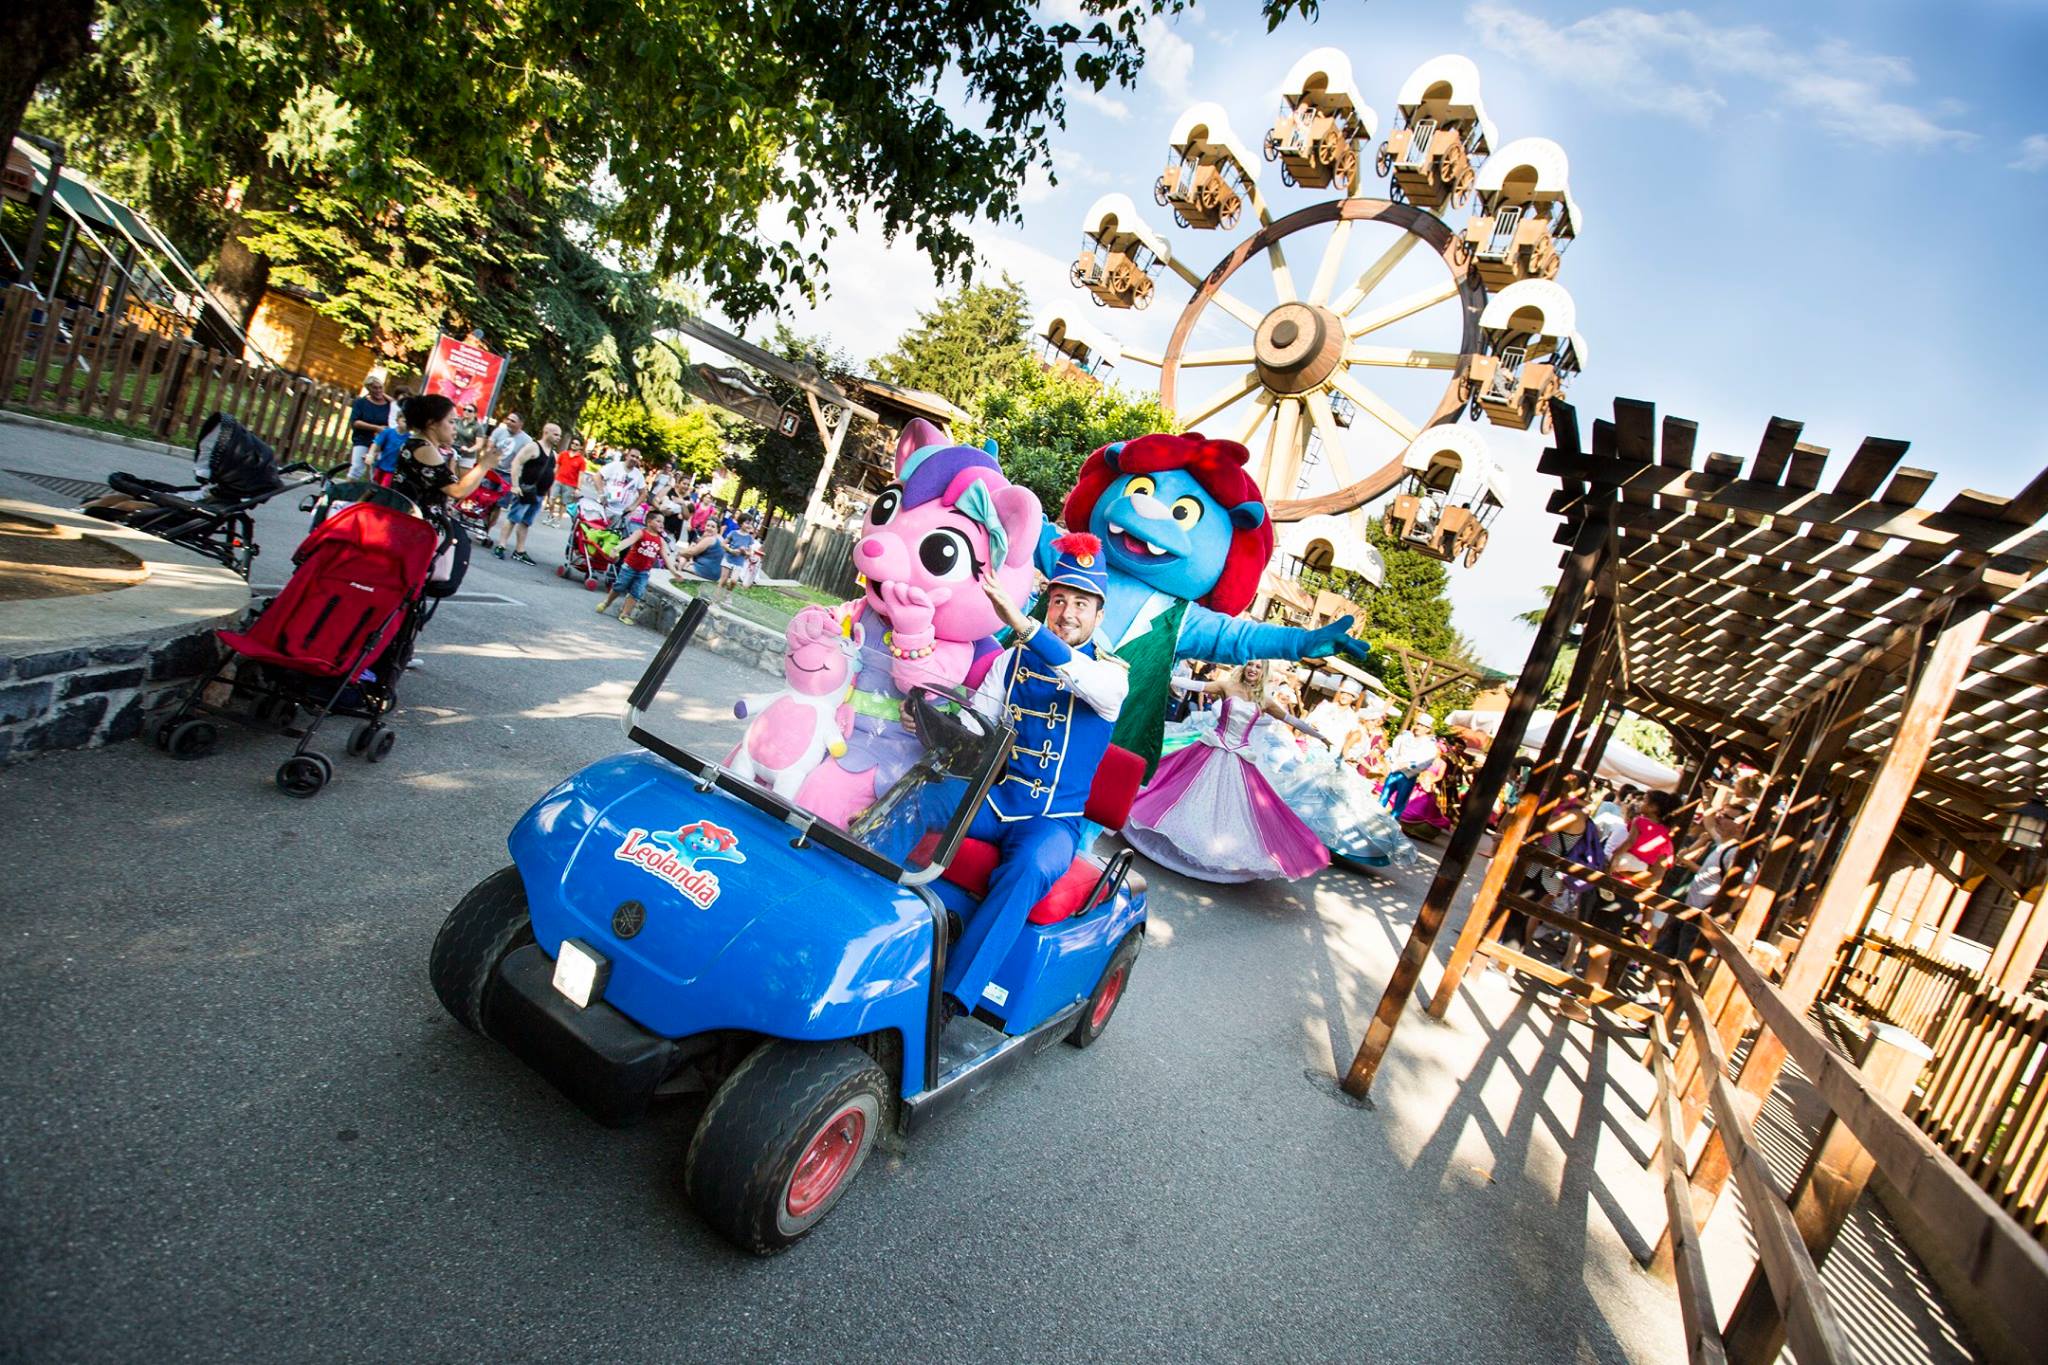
[971,361,1177,515]
[872,277,1032,411]
[37,0,1319,329]
[726,328,881,518]
[578,395,728,475]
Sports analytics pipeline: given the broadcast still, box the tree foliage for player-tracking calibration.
[578,395,728,475]
[727,328,882,518]
[871,277,1032,411]
[36,0,1320,324]
[971,360,1177,516]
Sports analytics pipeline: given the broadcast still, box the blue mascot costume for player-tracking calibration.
[946,533,1129,1016]
[1040,431,1372,778]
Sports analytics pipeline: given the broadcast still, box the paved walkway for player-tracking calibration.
[0,417,1971,1362]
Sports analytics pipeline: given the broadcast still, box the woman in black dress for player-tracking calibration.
[391,394,498,512]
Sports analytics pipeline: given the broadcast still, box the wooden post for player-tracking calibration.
[1430,600,1615,1014]
[1988,871,2048,995]
[1734,602,1989,1100]
[1341,503,1611,1099]
[1719,1022,1934,1361]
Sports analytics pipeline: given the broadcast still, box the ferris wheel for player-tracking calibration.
[1064,49,1589,568]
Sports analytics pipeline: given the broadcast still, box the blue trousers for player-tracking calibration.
[1381,770,1418,813]
[944,805,1081,1011]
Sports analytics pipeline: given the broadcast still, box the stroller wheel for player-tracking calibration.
[276,752,333,798]
[347,721,376,757]
[555,564,568,578]
[367,729,397,764]
[584,578,600,591]
[167,720,218,761]
[153,718,177,751]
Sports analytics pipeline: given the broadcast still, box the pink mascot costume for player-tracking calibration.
[789,419,1043,826]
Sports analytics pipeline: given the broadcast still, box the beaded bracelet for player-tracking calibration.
[884,631,935,660]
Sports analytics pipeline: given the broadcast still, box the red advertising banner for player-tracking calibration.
[421,335,509,420]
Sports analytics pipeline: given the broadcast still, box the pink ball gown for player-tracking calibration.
[1124,697,1332,883]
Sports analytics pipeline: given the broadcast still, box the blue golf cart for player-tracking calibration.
[429,600,1147,1253]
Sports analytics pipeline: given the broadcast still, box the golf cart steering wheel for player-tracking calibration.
[907,687,1001,780]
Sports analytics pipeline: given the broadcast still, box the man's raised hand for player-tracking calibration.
[979,567,1029,636]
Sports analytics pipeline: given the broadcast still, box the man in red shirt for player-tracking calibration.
[548,439,588,525]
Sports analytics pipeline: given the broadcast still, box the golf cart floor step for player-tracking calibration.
[936,1013,1008,1074]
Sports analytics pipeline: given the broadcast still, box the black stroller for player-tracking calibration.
[83,413,316,578]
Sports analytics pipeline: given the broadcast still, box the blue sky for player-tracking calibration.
[724,1,2048,668]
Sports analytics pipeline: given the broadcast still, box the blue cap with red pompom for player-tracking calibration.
[1047,531,1109,600]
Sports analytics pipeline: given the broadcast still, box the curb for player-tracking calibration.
[0,407,188,460]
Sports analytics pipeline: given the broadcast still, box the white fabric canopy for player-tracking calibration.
[1446,708,1681,791]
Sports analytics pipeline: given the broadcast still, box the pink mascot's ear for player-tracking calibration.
[993,484,1044,567]
[895,418,948,472]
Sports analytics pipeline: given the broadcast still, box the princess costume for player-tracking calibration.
[1124,696,1330,883]
[1271,745,1419,870]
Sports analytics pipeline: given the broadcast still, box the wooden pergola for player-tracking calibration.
[1338,397,2048,1363]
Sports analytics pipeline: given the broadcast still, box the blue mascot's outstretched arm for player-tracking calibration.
[1176,602,1373,666]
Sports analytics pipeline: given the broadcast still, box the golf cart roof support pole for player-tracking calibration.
[1342,493,1613,1100]
[1430,584,1618,1020]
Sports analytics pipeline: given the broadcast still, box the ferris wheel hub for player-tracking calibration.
[1254,301,1345,396]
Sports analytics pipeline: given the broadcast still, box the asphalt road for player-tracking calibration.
[0,429,1681,1364]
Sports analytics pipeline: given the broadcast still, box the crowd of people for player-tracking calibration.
[341,374,770,623]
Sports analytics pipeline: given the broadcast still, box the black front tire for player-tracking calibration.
[167,720,217,760]
[685,1041,889,1255]
[275,751,332,797]
[429,866,534,1035]
[1067,928,1143,1050]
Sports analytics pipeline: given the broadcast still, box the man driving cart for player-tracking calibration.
[951,533,1128,1018]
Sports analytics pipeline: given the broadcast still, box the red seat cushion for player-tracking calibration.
[930,836,1115,924]
[1085,745,1145,830]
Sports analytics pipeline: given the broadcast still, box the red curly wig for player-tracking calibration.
[1061,431,1274,615]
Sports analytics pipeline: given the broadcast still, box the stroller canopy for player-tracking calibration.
[195,412,284,501]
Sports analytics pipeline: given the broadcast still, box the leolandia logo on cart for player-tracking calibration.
[613,820,746,908]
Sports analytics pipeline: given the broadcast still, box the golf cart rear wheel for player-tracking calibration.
[429,866,534,1036]
[685,1041,888,1254]
[1067,928,1143,1049]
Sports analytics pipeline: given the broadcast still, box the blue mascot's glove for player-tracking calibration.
[1302,615,1373,662]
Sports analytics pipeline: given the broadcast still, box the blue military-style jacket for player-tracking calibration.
[973,626,1127,822]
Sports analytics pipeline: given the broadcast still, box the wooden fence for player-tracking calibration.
[0,289,355,466]
[760,521,860,599]
[1827,931,2048,1244]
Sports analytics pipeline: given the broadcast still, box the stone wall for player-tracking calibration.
[0,628,223,767]
[635,581,786,678]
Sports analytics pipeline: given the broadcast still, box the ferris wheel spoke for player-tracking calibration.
[1266,396,1307,496]
[1332,233,1421,317]
[1122,346,1165,368]
[1194,287,1266,332]
[1303,390,1361,493]
[1266,237,1298,304]
[1344,344,1460,370]
[1307,219,1355,307]
[1167,258,1209,291]
[1346,280,1459,339]
[1179,369,1264,430]
[1328,370,1421,443]
[1179,346,1257,368]
[1233,389,1279,448]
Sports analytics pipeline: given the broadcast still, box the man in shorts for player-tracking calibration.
[491,422,554,562]
[548,438,586,524]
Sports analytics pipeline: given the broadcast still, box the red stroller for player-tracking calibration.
[455,468,512,536]
[155,492,441,797]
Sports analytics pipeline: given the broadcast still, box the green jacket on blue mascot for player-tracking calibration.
[1038,431,1372,777]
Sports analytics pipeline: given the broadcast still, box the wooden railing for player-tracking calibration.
[1,288,354,465]
[1827,931,1975,1044]
[1826,931,2048,1244]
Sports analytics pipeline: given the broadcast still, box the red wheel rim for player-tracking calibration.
[786,1105,867,1218]
[1091,966,1127,1030]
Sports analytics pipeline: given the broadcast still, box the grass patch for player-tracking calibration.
[666,577,845,631]
[4,407,168,445]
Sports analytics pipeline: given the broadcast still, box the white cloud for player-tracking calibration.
[1467,4,1974,150]
[2012,134,2048,172]
[1144,21,1197,107]
[1070,84,1132,122]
